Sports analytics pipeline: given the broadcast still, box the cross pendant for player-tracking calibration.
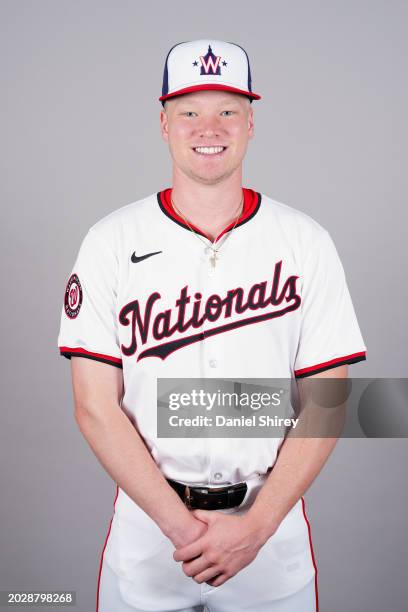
[210,250,219,268]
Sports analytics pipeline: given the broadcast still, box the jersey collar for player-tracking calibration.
[157,188,261,243]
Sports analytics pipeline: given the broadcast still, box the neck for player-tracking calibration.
[171,168,244,241]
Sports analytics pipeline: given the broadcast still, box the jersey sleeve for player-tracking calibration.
[57,227,122,369]
[293,228,366,378]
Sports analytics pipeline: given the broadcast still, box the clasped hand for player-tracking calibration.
[173,510,266,587]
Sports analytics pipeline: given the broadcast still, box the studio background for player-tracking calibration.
[1,1,407,611]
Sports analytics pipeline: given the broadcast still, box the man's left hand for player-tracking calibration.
[172,509,269,587]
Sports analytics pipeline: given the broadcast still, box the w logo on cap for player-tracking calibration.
[199,45,221,75]
[159,39,261,102]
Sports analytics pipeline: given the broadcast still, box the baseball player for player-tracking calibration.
[57,40,367,612]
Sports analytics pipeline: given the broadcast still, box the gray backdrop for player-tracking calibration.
[1,1,407,610]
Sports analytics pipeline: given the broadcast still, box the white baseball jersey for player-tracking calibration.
[57,188,366,603]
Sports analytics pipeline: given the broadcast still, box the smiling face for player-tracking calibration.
[160,90,254,185]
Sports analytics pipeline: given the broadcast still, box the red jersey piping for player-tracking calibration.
[157,188,261,242]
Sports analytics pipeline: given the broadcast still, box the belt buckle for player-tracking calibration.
[184,485,192,509]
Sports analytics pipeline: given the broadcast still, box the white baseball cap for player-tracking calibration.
[159,39,261,103]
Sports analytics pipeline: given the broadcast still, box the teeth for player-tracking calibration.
[194,146,225,155]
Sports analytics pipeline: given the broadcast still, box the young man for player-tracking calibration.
[58,40,367,611]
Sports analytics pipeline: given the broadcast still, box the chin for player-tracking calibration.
[188,162,240,185]
[189,170,235,185]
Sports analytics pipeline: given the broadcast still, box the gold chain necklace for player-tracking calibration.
[170,191,244,269]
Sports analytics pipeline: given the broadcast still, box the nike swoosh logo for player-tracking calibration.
[131,250,162,263]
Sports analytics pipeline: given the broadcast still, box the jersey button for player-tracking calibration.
[209,359,218,368]
[214,472,222,480]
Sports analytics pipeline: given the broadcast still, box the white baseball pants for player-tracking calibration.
[97,546,317,612]
[97,481,318,611]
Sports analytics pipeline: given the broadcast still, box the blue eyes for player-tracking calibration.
[183,111,234,117]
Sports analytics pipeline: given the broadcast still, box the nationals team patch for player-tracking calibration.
[64,273,83,319]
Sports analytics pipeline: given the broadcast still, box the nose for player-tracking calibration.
[195,116,223,139]
[200,127,218,139]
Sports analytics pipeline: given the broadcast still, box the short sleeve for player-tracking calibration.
[57,228,122,369]
[294,228,366,378]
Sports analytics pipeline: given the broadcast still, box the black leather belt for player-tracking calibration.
[167,478,248,510]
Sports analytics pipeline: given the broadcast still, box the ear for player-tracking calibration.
[160,107,169,143]
[247,105,254,139]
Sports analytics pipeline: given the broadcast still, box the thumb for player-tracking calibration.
[192,509,215,524]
